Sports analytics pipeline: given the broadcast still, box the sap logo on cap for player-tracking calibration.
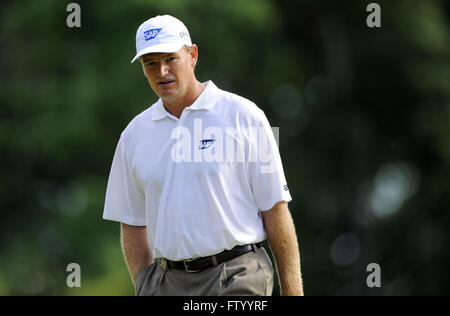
[144,28,162,41]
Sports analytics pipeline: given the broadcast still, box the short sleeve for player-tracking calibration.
[246,110,292,211]
[103,136,146,226]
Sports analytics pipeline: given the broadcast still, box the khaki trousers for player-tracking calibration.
[135,246,274,296]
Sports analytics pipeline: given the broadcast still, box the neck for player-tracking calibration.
[162,80,206,118]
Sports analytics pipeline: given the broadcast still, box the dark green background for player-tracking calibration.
[1,0,449,295]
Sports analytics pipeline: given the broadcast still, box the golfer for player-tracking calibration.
[103,14,304,296]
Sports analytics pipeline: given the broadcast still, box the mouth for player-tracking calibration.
[158,80,175,86]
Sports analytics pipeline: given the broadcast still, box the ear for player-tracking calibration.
[190,44,198,68]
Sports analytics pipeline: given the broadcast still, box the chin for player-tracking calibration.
[159,91,178,100]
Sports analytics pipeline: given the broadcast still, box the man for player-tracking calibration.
[103,15,304,296]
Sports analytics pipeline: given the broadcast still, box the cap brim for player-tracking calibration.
[131,42,185,63]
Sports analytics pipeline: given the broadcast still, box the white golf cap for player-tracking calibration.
[131,15,192,63]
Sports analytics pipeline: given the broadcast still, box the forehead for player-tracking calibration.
[140,48,187,62]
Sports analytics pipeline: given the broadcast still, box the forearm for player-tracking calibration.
[262,202,304,296]
[121,223,153,283]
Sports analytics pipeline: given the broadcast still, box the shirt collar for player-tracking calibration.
[151,80,220,120]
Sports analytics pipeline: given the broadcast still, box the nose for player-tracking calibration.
[158,62,169,77]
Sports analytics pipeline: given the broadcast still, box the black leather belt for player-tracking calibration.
[158,242,263,273]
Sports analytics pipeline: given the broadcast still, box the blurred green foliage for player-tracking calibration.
[1,0,449,295]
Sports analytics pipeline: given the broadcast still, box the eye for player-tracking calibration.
[145,61,156,66]
[167,57,177,62]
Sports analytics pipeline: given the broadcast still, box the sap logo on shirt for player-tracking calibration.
[199,139,216,150]
[144,28,162,41]
[170,120,278,174]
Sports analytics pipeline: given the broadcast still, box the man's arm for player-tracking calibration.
[261,201,304,296]
[121,223,153,284]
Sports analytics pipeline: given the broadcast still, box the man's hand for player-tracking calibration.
[261,201,304,296]
[121,223,153,284]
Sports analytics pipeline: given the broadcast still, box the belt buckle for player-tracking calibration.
[159,258,168,270]
[183,258,201,273]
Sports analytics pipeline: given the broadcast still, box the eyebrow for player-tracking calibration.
[141,53,177,62]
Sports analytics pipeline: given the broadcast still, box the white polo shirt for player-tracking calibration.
[103,81,292,261]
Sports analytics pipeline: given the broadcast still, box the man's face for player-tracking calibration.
[140,45,198,101]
